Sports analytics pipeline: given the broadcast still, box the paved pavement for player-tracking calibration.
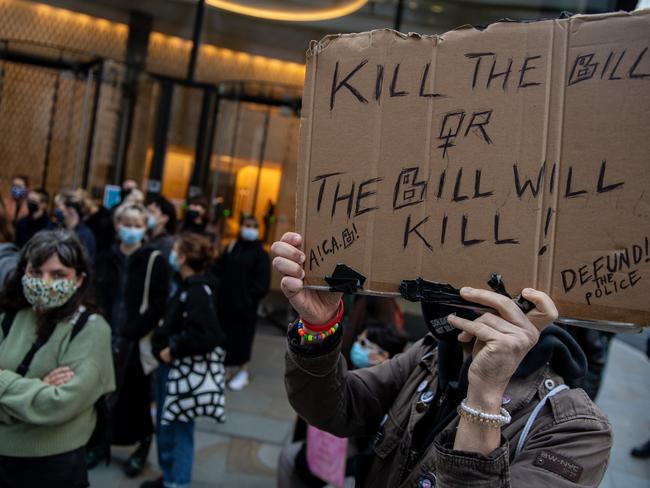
[90,323,293,488]
[598,330,650,488]
[90,324,650,487]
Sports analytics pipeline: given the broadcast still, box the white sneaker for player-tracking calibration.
[227,370,250,391]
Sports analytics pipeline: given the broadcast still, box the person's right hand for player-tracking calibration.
[42,366,74,387]
[271,232,341,327]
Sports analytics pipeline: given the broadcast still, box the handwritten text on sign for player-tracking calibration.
[299,16,650,322]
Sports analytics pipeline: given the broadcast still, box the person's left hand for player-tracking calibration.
[160,347,172,364]
[42,366,75,387]
[448,287,558,397]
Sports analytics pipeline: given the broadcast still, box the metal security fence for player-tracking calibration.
[0,40,105,196]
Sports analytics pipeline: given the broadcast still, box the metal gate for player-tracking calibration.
[0,40,104,195]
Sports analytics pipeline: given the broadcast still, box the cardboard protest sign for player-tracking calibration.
[297,10,650,325]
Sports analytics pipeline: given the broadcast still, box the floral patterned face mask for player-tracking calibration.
[21,275,79,310]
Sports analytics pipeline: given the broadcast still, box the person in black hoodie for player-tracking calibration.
[180,196,209,235]
[93,203,170,476]
[14,188,51,248]
[143,233,225,488]
[53,190,97,263]
[82,189,115,255]
[214,215,270,391]
[146,196,177,258]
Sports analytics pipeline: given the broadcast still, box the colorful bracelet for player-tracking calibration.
[297,319,340,343]
[300,299,344,332]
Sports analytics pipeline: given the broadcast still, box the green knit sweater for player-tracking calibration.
[0,308,115,457]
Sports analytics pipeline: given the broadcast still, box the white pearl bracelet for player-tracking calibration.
[457,398,512,427]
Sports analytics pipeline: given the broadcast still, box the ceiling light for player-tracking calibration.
[204,0,368,22]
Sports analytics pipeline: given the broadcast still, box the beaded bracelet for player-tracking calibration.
[297,319,340,343]
[456,398,512,428]
[301,299,344,332]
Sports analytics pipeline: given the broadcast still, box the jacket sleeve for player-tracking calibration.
[249,248,270,304]
[285,329,423,439]
[0,317,116,426]
[433,391,612,487]
[128,256,171,340]
[169,284,225,358]
[151,303,173,360]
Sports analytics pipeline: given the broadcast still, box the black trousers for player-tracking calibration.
[0,447,88,488]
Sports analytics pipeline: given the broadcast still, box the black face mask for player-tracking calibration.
[27,201,39,215]
[185,209,200,221]
[421,302,480,342]
[120,188,132,202]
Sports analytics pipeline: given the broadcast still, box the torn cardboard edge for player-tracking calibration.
[306,9,648,57]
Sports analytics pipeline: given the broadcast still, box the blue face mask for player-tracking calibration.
[119,226,145,245]
[53,208,65,223]
[350,342,372,369]
[11,185,27,200]
[168,250,180,272]
[240,227,259,241]
[147,214,156,230]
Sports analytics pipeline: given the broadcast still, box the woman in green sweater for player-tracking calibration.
[0,230,115,487]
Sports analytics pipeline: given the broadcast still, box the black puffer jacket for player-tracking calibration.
[152,275,225,360]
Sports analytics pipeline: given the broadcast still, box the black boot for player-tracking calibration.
[124,436,152,478]
[631,439,650,459]
[85,445,109,469]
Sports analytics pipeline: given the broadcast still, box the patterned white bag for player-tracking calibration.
[162,347,226,425]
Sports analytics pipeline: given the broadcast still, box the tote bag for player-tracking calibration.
[161,347,226,424]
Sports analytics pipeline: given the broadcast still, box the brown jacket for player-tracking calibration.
[285,333,612,487]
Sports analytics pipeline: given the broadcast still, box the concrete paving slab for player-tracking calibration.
[597,339,650,485]
[196,410,293,445]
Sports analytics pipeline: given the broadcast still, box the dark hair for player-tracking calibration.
[0,194,14,243]
[240,214,259,227]
[55,189,87,217]
[0,230,94,339]
[365,322,408,358]
[152,196,177,234]
[13,174,30,187]
[176,232,214,273]
[188,196,208,210]
[32,188,50,205]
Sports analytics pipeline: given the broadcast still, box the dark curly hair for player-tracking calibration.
[176,232,214,273]
[0,230,95,339]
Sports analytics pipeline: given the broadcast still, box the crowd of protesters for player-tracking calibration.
[0,173,648,488]
[0,175,270,488]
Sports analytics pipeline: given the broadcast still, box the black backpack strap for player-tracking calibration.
[71,309,93,341]
[16,309,92,376]
[16,332,53,376]
[1,310,17,339]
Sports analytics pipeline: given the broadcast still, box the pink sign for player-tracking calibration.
[306,425,348,487]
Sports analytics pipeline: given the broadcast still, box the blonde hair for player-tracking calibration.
[113,203,147,226]
[123,188,144,206]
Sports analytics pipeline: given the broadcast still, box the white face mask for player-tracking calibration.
[240,227,259,241]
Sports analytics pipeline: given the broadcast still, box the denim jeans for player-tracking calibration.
[155,364,195,488]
